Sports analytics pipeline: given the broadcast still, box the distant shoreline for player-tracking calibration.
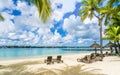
[0,46,109,52]
[0,46,90,48]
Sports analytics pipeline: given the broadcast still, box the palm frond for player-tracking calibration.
[96,0,104,4]
[104,25,120,41]
[25,0,52,23]
[0,14,4,21]
[81,0,89,6]
[89,11,94,20]
[34,0,52,23]
[107,0,120,7]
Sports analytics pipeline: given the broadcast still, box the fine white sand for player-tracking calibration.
[0,53,120,75]
[82,56,120,75]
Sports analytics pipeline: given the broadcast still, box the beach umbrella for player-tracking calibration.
[104,41,114,54]
[104,41,114,47]
[90,41,100,55]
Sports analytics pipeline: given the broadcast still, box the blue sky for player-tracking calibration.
[0,0,109,46]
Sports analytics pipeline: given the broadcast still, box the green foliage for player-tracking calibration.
[104,25,120,42]
[103,0,120,26]
[107,0,120,7]
[79,0,106,56]
[79,0,104,22]
[0,14,4,21]
[25,0,52,23]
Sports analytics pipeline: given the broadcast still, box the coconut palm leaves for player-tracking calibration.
[79,0,104,21]
[104,25,120,42]
[100,0,120,26]
[104,25,120,53]
[25,0,52,23]
[107,0,120,7]
[0,14,4,21]
[79,0,104,56]
[101,5,120,26]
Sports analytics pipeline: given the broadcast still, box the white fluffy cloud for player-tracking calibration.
[42,30,62,46]
[0,0,14,10]
[62,15,100,45]
[51,0,82,21]
[62,34,74,43]
[0,12,15,38]
[83,17,98,24]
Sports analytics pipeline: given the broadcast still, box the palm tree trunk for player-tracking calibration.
[95,47,97,58]
[99,19,103,58]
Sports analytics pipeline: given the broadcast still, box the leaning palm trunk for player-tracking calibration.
[114,41,119,54]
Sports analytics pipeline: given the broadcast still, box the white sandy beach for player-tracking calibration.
[82,56,120,75]
[0,53,120,75]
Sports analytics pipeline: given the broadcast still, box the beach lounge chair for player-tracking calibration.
[54,55,63,63]
[77,55,92,63]
[44,56,54,64]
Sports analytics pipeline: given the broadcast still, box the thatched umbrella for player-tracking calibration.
[104,41,116,54]
[104,41,114,47]
[90,41,100,55]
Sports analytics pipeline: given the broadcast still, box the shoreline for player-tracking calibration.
[0,52,92,61]
[0,53,89,65]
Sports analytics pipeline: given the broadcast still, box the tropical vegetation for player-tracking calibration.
[25,0,52,23]
[79,0,105,57]
[104,25,120,54]
[79,0,120,55]
[103,0,120,54]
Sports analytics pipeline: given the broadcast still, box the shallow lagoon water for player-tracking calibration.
[0,47,94,59]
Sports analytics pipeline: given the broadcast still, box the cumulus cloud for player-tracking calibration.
[51,0,82,21]
[83,17,98,24]
[0,12,15,38]
[62,15,100,45]
[42,30,62,46]
[62,34,74,43]
[0,0,14,10]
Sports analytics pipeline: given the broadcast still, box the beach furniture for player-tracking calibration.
[77,55,92,63]
[44,56,54,64]
[54,55,63,63]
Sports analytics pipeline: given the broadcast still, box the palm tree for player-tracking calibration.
[0,14,4,21]
[102,0,120,53]
[104,25,120,54]
[79,0,104,57]
[25,0,52,23]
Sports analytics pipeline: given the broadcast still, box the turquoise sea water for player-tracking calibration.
[0,47,95,59]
